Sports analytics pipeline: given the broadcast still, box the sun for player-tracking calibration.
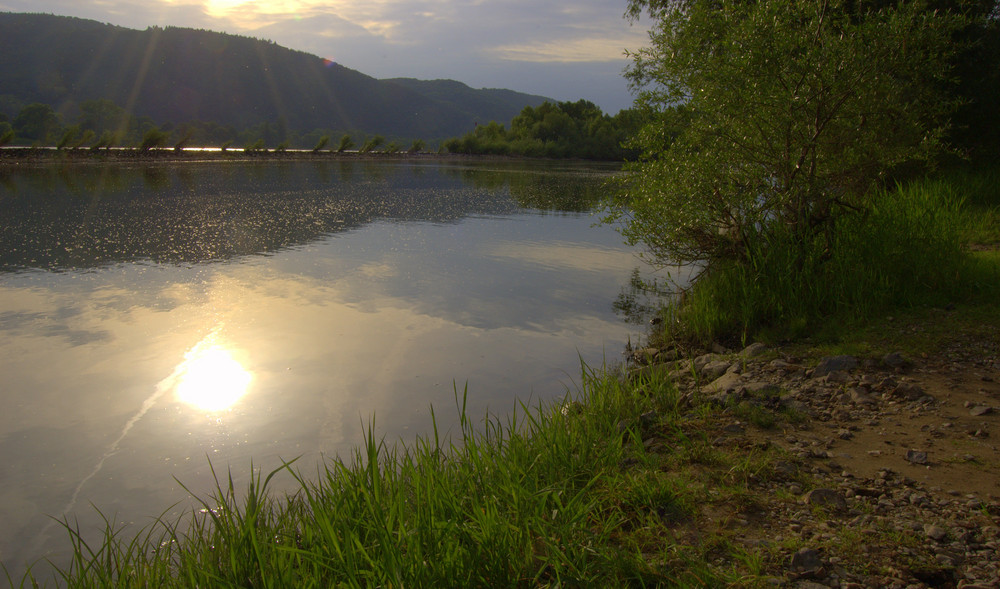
[175,345,252,412]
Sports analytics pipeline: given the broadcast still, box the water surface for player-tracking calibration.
[0,159,652,574]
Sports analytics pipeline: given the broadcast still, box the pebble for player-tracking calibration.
[642,341,1000,587]
[924,524,949,541]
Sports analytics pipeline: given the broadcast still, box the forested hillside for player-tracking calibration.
[0,13,551,142]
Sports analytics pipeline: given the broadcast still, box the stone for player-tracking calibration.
[825,370,851,384]
[790,547,825,575]
[812,355,858,378]
[969,405,994,416]
[693,353,719,373]
[924,524,948,542]
[741,342,768,358]
[905,449,929,465]
[701,360,733,380]
[701,371,743,394]
[850,387,877,405]
[883,351,912,369]
[769,359,800,371]
[804,488,848,511]
[633,347,660,364]
[745,381,780,395]
[892,382,928,401]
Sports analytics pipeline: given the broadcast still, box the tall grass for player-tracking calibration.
[667,166,1000,345]
[16,372,700,588]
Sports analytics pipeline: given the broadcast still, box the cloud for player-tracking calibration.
[490,34,644,63]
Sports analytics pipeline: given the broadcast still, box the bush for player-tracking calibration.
[666,172,979,345]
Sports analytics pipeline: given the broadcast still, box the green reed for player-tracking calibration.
[15,368,701,588]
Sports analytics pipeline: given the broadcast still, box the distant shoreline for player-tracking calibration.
[0,147,490,165]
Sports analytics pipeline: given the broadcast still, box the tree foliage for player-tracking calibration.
[442,100,643,160]
[139,127,170,150]
[606,0,968,267]
[13,102,61,143]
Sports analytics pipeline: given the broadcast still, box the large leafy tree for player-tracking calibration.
[13,102,62,143]
[606,0,967,268]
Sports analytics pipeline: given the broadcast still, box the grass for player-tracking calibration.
[10,373,715,587]
[656,164,1000,347]
[11,359,825,588]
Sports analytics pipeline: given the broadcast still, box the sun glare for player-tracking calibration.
[175,345,252,412]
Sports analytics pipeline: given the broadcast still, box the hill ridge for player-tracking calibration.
[0,12,552,140]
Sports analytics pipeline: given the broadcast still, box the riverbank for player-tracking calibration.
[10,166,1000,587]
[20,301,997,588]
[624,302,1000,587]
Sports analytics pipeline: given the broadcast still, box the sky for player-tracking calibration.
[0,0,651,114]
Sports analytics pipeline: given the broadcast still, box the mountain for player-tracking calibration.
[0,13,552,141]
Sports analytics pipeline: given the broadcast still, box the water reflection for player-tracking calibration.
[173,335,252,412]
[0,159,652,578]
[0,160,619,272]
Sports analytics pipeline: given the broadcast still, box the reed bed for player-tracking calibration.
[15,373,701,588]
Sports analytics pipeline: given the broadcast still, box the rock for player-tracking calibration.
[769,359,802,371]
[774,460,799,478]
[850,387,877,405]
[701,371,743,394]
[790,547,825,576]
[824,370,851,384]
[883,351,912,369]
[924,524,948,542]
[693,353,719,373]
[741,342,768,358]
[706,390,743,407]
[969,405,994,416]
[804,488,848,511]
[794,581,829,589]
[632,347,660,364]
[745,381,780,395]
[892,382,928,401]
[701,360,733,380]
[812,355,858,378]
[905,449,929,465]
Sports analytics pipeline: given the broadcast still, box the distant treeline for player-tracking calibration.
[0,98,424,153]
[0,96,664,161]
[441,100,648,161]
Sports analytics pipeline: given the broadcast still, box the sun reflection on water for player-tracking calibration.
[175,338,252,412]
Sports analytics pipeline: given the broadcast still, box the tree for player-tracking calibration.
[605,0,966,268]
[79,99,130,138]
[337,134,354,153]
[138,127,170,150]
[14,102,62,143]
[0,122,14,146]
[359,135,384,153]
[312,135,330,152]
